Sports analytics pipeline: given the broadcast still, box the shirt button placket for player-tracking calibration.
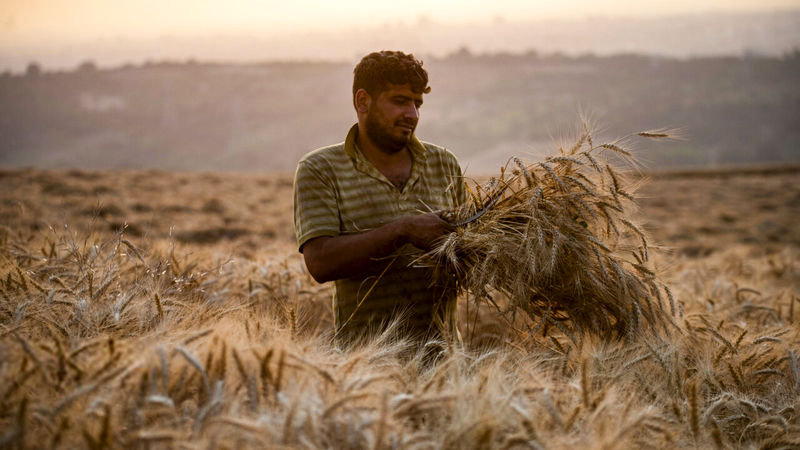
[393,189,402,214]
[399,191,410,213]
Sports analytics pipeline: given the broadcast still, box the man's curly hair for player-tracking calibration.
[352,51,430,105]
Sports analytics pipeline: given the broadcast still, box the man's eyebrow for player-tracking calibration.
[392,95,423,103]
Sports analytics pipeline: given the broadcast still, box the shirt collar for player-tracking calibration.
[344,123,428,193]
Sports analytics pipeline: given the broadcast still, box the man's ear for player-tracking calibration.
[355,89,371,114]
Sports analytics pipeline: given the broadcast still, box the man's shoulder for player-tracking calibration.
[420,141,460,166]
[298,142,349,168]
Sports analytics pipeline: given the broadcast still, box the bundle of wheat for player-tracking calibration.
[421,125,679,341]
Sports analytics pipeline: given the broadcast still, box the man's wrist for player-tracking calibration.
[390,217,410,248]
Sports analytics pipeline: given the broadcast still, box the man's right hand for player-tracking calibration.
[397,212,455,251]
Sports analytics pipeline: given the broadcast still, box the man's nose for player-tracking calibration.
[404,104,419,121]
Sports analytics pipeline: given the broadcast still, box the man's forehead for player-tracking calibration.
[381,83,424,99]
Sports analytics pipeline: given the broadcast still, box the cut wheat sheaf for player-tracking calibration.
[419,125,680,341]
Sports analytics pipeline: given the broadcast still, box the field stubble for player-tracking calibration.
[0,165,798,448]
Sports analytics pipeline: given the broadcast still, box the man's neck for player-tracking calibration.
[356,125,413,190]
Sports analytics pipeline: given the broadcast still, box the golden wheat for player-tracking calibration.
[421,126,679,341]
[0,163,797,448]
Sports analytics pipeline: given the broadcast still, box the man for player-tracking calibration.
[293,50,465,347]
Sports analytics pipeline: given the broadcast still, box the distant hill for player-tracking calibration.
[1,52,799,173]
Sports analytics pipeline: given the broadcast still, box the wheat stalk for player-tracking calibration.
[418,125,678,339]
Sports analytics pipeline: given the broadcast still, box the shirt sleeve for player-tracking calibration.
[293,160,340,252]
[453,161,467,207]
[443,149,467,207]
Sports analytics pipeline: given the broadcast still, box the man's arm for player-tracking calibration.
[301,212,453,283]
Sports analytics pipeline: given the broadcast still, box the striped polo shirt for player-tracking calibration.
[293,124,466,344]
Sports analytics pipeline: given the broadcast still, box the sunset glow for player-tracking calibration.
[4,0,799,43]
[2,0,799,71]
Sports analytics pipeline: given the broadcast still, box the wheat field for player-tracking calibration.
[0,161,798,449]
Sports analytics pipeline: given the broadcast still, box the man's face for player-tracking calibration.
[364,83,424,154]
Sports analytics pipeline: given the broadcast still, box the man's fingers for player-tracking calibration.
[435,209,457,224]
[403,212,457,250]
[427,211,454,232]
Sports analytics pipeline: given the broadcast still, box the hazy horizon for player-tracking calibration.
[2,7,800,72]
[3,52,798,173]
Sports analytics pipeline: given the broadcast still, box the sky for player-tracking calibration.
[1,0,799,71]
[3,0,800,43]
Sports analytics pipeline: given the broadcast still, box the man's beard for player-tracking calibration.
[364,111,412,155]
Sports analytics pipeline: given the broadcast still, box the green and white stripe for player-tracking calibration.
[293,124,465,342]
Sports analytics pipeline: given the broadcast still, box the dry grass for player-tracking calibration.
[0,158,798,448]
[422,127,676,341]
